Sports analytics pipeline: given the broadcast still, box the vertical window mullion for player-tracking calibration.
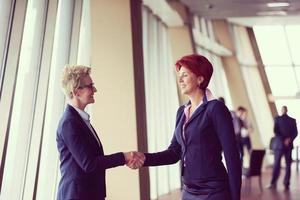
[284,26,300,90]
[18,0,50,199]
[142,6,181,199]
[32,0,59,199]
[35,0,76,199]
[77,0,91,65]
[2,0,50,198]
[0,0,15,101]
[0,0,28,194]
[69,0,83,64]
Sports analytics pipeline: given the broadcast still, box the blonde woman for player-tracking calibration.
[56,65,144,200]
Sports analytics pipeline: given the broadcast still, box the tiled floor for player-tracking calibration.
[158,166,300,200]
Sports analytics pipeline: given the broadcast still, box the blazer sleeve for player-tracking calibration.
[143,106,184,166]
[211,102,241,200]
[143,134,181,166]
[60,118,125,173]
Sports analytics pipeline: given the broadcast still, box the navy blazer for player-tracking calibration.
[56,105,125,200]
[144,100,241,200]
[273,114,298,150]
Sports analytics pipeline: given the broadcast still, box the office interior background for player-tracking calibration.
[0,0,299,199]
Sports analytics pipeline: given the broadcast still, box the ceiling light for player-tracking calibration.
[267,2,290,7]
[257,11,287,16]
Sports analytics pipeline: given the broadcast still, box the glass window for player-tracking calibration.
[254,25,300,154]
[0,0,48,199]
[0,0,12,92]
[196,22,232,109]
[265,66,298,96]
[295,67,300,90]
[0,0,87,199]
[286,25,300,65]
[233,26,256,66]
[209,54,233,109]
[200,18,208,36]
[142,6,180,199]
[206,20,215,41]
[77,0,91,65]
[36,0,79,199]
[253,26,291,65]
[193,15,200,32]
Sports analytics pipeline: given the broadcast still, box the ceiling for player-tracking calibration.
[178,0,300,26]
[180,0,300,18]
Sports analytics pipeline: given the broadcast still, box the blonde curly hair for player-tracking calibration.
[61,65,91,99]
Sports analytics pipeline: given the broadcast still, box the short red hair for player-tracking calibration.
[175,54,213,89]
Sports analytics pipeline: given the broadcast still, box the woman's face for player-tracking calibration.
[177,66,203,95]
[75,75,97,107]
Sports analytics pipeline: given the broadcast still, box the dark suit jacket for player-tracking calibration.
[56,105,125,200]
[144,100,241,200]
[273,114,298,150]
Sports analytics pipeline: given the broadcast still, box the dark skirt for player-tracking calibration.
[181,183,231,200]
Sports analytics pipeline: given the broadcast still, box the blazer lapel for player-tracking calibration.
[67,105,102,150]
[89,123,102,148]
[185,93,209,126]
[186,102,207,125]
[176,111,186,145]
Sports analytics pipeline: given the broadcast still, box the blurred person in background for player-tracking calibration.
[267,105,298,190]
[236,106,253,167]
[218,97,243,164]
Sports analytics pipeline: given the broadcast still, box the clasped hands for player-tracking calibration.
[124,151,145,169]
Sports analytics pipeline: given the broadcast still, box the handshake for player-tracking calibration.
[123,152,145,169]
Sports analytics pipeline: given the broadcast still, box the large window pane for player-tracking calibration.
[77,0,91,65]
[36,0,76,199]
[265,66,298,96]
[0,0,86,199]
[1,0,47,199]
[196,28,233,109]
[208,53,233,109]
[0,0,12,92]
[254,25,300,162]
[142,6,180,199]
[295,67,300,90]
[286,25,300,65]
[254,26,291,65]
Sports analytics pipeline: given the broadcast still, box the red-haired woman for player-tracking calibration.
[142,54,241,200]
